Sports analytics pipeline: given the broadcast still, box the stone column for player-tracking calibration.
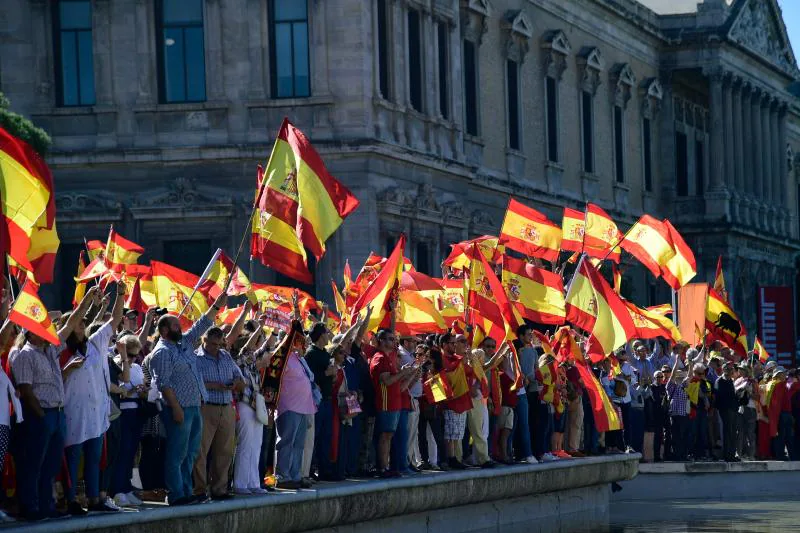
[391,0,407,144]
[751,87,763,224]
[761,95,773,206]
[740,82,753,224]
[778,103,789,234]
[659,76,676,200]
[709,71,726,191]
[732,79,744,221]
[723,75,735,191]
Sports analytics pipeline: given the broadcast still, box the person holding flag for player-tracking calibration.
[10,284,99,521]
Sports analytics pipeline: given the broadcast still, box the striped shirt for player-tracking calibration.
[11,341,66,408]
[195,347,243,405]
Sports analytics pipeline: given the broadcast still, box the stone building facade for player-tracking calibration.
[0,0,798,335]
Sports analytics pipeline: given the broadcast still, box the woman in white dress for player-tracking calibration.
[61,284,125,515]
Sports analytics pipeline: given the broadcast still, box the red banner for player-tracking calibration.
[757,286,795,368]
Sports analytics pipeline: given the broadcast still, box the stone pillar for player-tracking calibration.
[732,79,744,221]
[740,82,753,224]
[778,103,789,234]
[205,0,225,101]
[391,0,407,144]
[751,87,763,225]
[723,75,735,191]
[659,75,676,200]
[709,71,725,191]
[761,95,773,206]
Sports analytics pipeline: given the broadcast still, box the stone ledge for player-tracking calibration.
[13,455,638,533]
[639,461,800,474]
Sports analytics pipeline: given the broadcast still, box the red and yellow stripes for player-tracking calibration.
[575,358,622,432]
[351,234,406,331]
[584,203,622,263]
[151,260,211,321]
[9,282,59,345]
[620,215,675,279]
[661,220,697,290]
[499,199,562,262]
[501,255,566,325]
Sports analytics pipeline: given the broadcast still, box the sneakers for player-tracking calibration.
[89,497,122,513]
[126,492,143,506]
[250,488,270,495]
[67,501,88,516]
[522,456,539,464]
[276,480,301,490]
[540,453,559,462]
[113,493,130,507]
[0,510,14,523]
[553,450,573,459]
[448,458,468,470]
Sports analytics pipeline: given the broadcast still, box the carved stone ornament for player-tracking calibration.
[502,10,532,63]
[460,0,489,44]
[640,78,663,118]
[377,186,415,208]
[133,177,233,208]
[541,30,571,81]
[577,46,604,95]
[470,209,495,231]
[728,0,800,76]
[610,63,636,108]
[56,192,122,212]
[416,183,440,211]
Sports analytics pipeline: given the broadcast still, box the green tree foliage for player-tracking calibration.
[0,93,51,156]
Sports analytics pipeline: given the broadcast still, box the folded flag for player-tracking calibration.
[560,208,585,253]
[443,235,503,273]
[72,251,87,308]
[714,256,727,298]
[197,248,253,301]
[623,299,681,342]
[499,199,562,262]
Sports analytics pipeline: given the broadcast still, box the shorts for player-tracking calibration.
[375,410,400,434]
[443,409,468,441]
[554,411,567,433]
[497,406,514,431]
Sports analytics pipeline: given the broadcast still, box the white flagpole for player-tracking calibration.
[177,248,222,318]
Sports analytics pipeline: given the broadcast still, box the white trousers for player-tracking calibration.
[234,403,264,490]
[407,397,421,467]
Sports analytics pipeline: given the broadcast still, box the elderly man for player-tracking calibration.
[149,291,227,506]
[193,325,245,500]
[12,286,98,521]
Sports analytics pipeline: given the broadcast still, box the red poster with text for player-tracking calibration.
[757,286,795,367]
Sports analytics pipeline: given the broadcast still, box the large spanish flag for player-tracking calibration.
[396,290,447,336]
[705,287,747,356]
[443,235,503,273]
[623,299,680,342]
[501,255,565,325]
[584,203,622,263]
[467,245,517,343]
[266,118,360,259]
[561,208,585,253]
[436,278,466,327]
[197,248,253,300]
[499,199,561,262]
[0,127,56,276]
[151,261,211,321]
[550,326,582,363]
[105,227,144,266]
[661,220,697,290]
[620,215,675,278]
[566,257,635,358]
[8,281,59,345]
[124,264,156,308]
[351,234,406,331]
[251,164,313,284]
[125,275,149,315]
[575,357,622,432]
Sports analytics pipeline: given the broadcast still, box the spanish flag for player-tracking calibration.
[124,264,156,308]
[705,287,747,356]
[566,257,635,358]
[218,305,247,326]
[331,280,348,324]
[86,239,104,261]
[8,281,59,345]
[623,299,681,342]
[351,234,406,331]
[423,370,455,403]
[436,278,466,327]
[561,208,585,253]
[584,203,622,263]
[443,235,503,273]
[105,227,144,266]
[197,248,253,300]
[151,261,211,321]
[266,118,360,260]
[714,256,726,297]
[550,326,582,363]
[251,164,313,284]
[0,126,56,277]
[753,336,770,364]
[611,263,622,294]
[660,220,697,290]
[125,275,149,315]
[467,245,517,343]
[72,251,87,307]
[75,256,119,283]
[396,290,447,336]
[620,215,675,278]
[499,199,561,262]
[8,221,60,284]
[250,283,318,318]
[533,330,555,357]
[575,356,622,432]
[501,255,566,325]
[647,304,673,316]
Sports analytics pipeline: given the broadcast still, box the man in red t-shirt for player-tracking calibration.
[369,329,414,477]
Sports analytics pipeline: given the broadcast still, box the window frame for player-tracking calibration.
[506,59,522,151]
[269,0,311,99]
[53,0,96,107]
[376,0,391,100]
[155,0,207,104]
[463,38,480,137]
[406,7,423,113]
[436,21,449,120]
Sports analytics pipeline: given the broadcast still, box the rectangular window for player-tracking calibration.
[377,0,390,99]
[581,91,594,173]
[642,118,653,192]
[407,8,423,112]
[507,60,520,151]
[695,140,705,195]
[614,106,625,183]
[545,77,559,163]
[463,40,479,136]
[156,0,206,103]
[270,0,310,98]
[437,22,449,119]
[415,242,431,276]
[54,0,96,106]
[384,236,396,258]
[676,132,688,196]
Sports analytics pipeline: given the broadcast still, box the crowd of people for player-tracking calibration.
[0,281,798,523]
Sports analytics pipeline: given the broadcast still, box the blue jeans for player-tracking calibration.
[345,414,362,476]
[513,393,532,459]
[112,409,145,495]
[629,408,645,453]
[19,408,66,517]
[391,409,409,472]
[534,403,553,457]
[314,399,335,478]
[690,409,709,458]
[583,393,598,454]
[160,406,202,500]
[275,411,307,482]
[65,435,104,501]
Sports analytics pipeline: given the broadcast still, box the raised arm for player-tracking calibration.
[59,285,99,342]
[138,308,155,348]
[226,300,252,350]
